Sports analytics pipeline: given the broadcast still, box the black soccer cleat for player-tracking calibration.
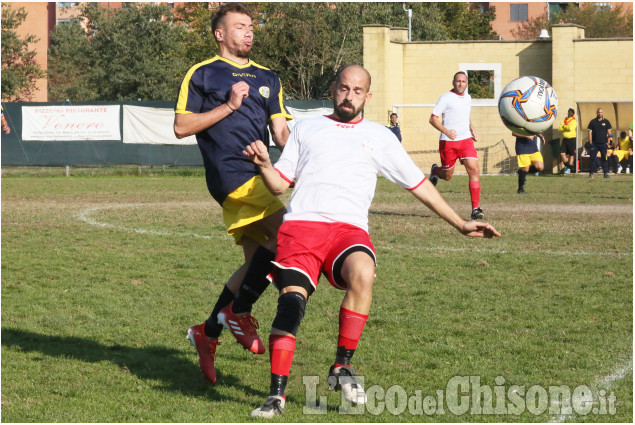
[429,164,439,187]
[471,207,485,220]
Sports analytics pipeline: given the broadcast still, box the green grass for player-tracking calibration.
[1,169,632,422]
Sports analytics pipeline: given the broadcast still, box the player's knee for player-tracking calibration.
[344,265,375,295]
[271,291,307,336]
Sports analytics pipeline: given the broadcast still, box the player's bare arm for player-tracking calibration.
[174,81,250,139]
[429,114,457,140]
[410,179,501,238]
[269,116,290,150]
[243,140,290,195]
[470,120,479,141]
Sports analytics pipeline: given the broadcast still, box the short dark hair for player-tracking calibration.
[453,71,468,81]
[390,113,398,118]
[568,108,575,114]
[211,2,252,34]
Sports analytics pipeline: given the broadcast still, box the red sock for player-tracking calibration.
[469,181,481,209]
[269,334,296,377]
[335,307,368,367]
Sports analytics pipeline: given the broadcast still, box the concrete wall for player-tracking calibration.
[363,24,633,174]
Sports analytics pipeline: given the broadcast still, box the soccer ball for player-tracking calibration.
[498,76,558,136]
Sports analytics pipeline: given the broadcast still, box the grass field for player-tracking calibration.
[1,167,632,422]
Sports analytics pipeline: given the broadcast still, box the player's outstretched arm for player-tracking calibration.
[243,140,291,196]
[410,179,501,238]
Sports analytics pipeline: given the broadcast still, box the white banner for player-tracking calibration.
[21,105,121,141]
[123,105,196,145]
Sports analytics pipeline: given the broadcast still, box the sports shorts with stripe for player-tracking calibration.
[438,137,478,170]
[271,220,376,293]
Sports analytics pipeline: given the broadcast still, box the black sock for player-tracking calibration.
[204,286,234,338]
[232,246,276,314]
[518,169,527,190]
[335,346,355,366]
[270,373,288,397]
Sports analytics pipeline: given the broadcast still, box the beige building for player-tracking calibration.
[363,23,633,174]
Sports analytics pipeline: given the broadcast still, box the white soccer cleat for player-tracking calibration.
[328,365,367,405]
[250,395,285,417]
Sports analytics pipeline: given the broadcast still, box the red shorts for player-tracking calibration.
[439,138,478,170]
[272,220,376,291]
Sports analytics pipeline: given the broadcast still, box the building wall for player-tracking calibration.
[363,24,633,174]
[489,2,549,40]
[9,2,55,101]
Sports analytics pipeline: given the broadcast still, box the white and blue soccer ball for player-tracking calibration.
[498,76,558,136]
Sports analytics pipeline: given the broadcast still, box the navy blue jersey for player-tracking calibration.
[175,56,292,204]
[515,135,539,155]
[587,118,612,144]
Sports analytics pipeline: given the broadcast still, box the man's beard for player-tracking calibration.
[334,101,362,122]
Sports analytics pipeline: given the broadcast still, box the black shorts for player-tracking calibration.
[560,138,577,156]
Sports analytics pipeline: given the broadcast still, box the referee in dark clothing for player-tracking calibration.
[587,107,613,178]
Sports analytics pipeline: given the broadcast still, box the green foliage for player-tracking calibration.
[47,22,97,102]
[172,2,218,65]
[48,3,189,101]
[252,2,497,99]
[513,2,633,40]
[47,2,497,101]
[1,4,46,101]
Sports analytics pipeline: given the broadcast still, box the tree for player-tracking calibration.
[48,3,189,101]
[48,22,97,101]
[253,2,497,99]
[512,3,633,40]
[1,4,46,101]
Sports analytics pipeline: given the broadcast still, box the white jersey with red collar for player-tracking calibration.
[274,115,426,232]
[432,90,472,141]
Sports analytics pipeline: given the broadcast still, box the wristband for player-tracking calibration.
[226,103,235,112]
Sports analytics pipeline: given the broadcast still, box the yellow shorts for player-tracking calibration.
[222,176,285,245]
[517,152,544,168]
[613,149,630,162]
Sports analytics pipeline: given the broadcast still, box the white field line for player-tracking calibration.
[77,204,632,257]
[77,204,221,240]
[550,358,633,423]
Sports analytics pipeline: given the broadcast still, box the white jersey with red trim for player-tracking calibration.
[432,91,472,141]
[274,115,426,232]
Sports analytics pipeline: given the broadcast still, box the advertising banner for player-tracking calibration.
[123,105,196,145]
[21,105,121,141]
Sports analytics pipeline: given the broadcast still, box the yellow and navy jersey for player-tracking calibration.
[175,56,292,205]
[515,135,539,155]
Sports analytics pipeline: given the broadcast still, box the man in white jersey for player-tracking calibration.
[429,71,484,220]
[244,65,501,417]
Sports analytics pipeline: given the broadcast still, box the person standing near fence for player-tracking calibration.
[386,112,402,142]
[173,2,292,383]
[428,71,484,220]
[514,132,545,194]
[586,108,613,179]
[558,108,577,174]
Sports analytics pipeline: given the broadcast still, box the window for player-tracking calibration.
[468,70,495,100]
[460,63,502,106]
[594,3,612,11]
[510,4,529,21]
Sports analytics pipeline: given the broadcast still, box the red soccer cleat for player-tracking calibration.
[217,302,265,354]
[186,323,219,383]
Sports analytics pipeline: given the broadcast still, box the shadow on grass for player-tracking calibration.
[1,328,268,402]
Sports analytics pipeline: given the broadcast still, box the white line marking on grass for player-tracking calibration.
[550,358,633,423]
[78,204,632,257]
[77,204,221,240]
[374,244,632,257]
